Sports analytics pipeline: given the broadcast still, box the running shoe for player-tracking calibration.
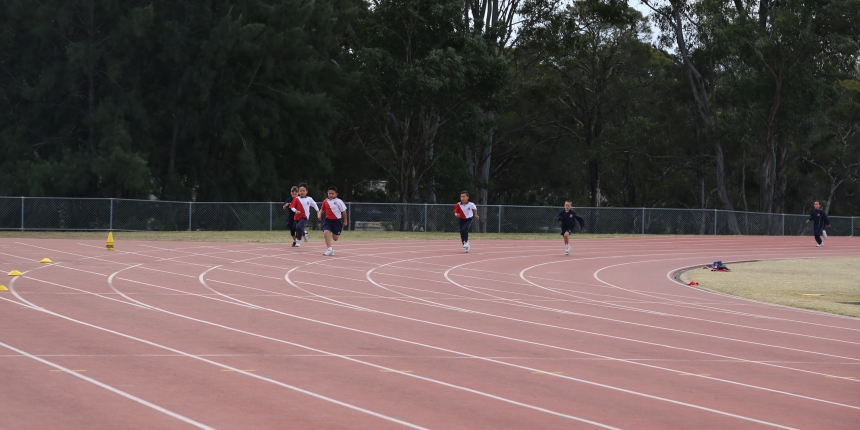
[304,232,309,242]
[465,242,470,253]
[822,230,827,239]
[324,249,333,256]
[295,241,301,247]
[817,243,823,247]
[291,241,297,247]
[565,245,571,255]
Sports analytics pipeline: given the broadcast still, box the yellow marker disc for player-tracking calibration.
[8,270,22,277]
[40,258,53,264]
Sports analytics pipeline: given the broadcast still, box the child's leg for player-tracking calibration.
[289,222,297,241]
[814,229,822,245]
[563,231,570,245]
[324,229,332,248]
[458,219,467,244]
[333,233,340,242]
[296,219,307,240]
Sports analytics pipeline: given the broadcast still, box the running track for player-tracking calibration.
[0,236,858,429]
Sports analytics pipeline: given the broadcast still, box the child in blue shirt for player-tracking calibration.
[555,200,585,255]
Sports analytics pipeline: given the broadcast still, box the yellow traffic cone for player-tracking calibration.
[106,232,115,251]
[0,285,8,291]
[8,270,23,276]
[40,258,53,264]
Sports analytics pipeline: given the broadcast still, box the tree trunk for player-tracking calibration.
[87,0,96,152]
[714,140,740,234]
[589,160,601,207]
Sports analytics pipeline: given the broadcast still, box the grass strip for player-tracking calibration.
[0,230,640,243]
[684,258,860,318]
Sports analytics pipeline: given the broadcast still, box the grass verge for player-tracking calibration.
[0,230,640,243]
[683,258,860,318]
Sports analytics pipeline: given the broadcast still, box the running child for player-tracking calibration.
[805,200,831,247]
[288,183,319,247]
[282,186,299,246]
[453,190,479,253]
[555,200,585,255]
[318,186,348,256]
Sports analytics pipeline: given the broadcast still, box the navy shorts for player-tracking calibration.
[323,218,343,235]
[560,228,573,236]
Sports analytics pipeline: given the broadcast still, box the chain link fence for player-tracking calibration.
[1,197,856,236]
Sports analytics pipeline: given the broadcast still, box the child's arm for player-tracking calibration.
[474,204,480,220]
[454,204,462,218]
[289,199,301,214]
[574,215,585,230]
[318,201,327,220]
[341,202,348,226]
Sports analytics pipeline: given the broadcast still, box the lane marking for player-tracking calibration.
[0,340,213,429]
[0,295,429,430]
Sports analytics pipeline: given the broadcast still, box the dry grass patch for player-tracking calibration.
[0,230,639,243]
[684,258,860,318]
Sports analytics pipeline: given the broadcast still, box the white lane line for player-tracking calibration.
[664,263,860,322]
[197,245,860,390]
[15,242,852,426]
[0,339,215,430]
[510,255,860,345]
[589,256,860,329]
[1,295,428,430]
[104,265,622,429]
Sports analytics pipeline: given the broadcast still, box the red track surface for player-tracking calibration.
[1,236,858,429]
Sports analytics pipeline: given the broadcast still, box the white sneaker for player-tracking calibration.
[817,243,823,247]
[565,245,571,255]
[324,249,333,256]
[304,232,309,242]
[822,230,827,239]
[295,241,301,247]
[465,242,470,253]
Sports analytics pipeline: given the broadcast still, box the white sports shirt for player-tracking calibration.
[298,196,319,216]
[458,202,477,218]
[323,198,347,219]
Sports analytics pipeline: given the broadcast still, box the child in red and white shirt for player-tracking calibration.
[287,183,319,247]
[454,190,479,253]
[318,186,348,256]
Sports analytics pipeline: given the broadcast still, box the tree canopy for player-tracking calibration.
[1,0,858,215]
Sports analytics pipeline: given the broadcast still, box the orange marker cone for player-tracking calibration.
[106,232,115,251]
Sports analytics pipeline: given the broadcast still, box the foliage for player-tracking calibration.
[1,0,858,215]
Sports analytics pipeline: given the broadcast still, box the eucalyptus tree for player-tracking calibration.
[517,0,654,207]
[344,0,508,203]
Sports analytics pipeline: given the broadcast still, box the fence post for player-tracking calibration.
[498,205,502,233]
[110,198,114,230]
[188,202,193,232]
[714,209,718,235]
[782,213,785,236]
[641,207,645,235]
[20,196,24,231]
[852,217,855,237]
[423,203,427,232]
[269,203,273,231]
[348,202,352,231]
